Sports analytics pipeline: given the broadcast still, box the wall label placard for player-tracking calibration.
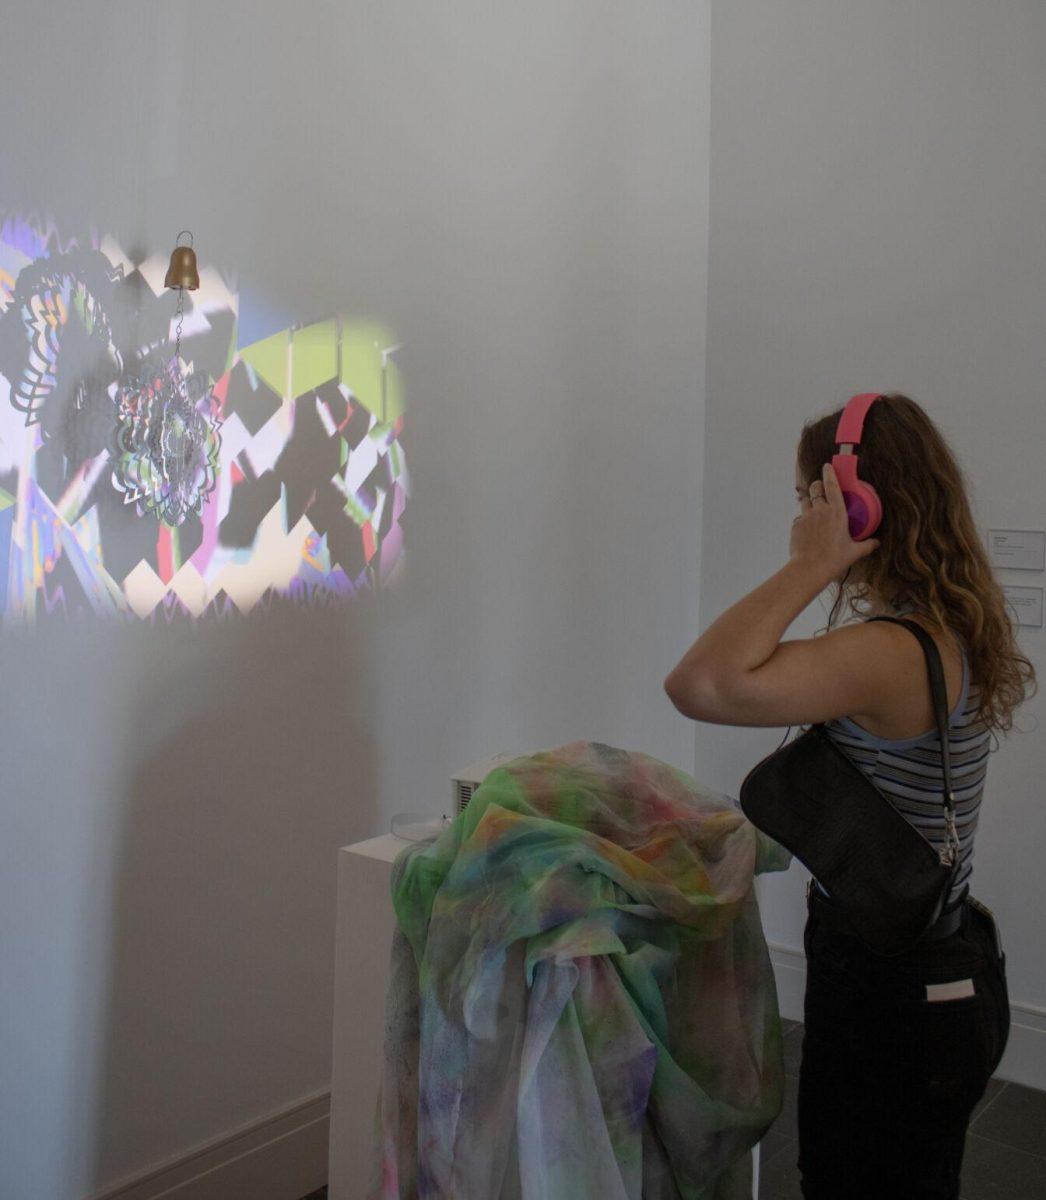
[1002,586,1043,628]
[987,529,1045,571]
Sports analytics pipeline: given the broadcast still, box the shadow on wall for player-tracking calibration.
[77,601,379,1189]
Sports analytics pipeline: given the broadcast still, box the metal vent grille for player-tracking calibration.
[457,781,474,814]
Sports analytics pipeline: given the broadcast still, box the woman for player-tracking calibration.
[664,393,1035,1199]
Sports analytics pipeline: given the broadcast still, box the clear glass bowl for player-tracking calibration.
[390,811,455,842]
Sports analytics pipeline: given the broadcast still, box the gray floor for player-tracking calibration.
[301,1037,1046,1199]
[759,1016,1046,1198]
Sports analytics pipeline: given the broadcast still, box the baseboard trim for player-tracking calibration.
[89,1089,330,1200]
[769,939,1046,1091]
[85,945,1042,1198]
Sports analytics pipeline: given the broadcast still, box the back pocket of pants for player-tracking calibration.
[898,987,993,1115]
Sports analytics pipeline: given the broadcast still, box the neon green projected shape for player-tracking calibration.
[341,322,395,420]
[292,319,338,396]
[240,329,291,398]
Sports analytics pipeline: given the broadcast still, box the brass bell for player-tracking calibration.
[164,231,200,290]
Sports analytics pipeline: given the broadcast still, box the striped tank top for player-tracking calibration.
[812,603,991,910]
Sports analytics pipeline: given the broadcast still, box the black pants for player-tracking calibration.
[797,887,1011,1199]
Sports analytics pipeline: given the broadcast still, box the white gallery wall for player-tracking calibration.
[4,2,1043,1196]
[697,0,1045,1066]
[0,2,710,1196]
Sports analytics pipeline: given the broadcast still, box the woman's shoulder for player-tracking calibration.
[869,609,967,673]
[836,610,967,742]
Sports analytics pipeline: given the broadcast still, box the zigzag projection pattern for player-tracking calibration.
[0,211,409,622]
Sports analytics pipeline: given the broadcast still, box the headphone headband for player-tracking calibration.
[835,392,883,447]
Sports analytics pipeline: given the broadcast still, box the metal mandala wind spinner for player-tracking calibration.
[111,232,222,525]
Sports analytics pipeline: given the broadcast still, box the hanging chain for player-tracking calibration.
[172,231,192,367]
[161,286,189,487]
[173,286,185,363]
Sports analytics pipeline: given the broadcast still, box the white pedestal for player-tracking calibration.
[329,835,404,1200]
[329,835,761,1199]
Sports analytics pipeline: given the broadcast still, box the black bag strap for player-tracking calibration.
[865,615,960,859]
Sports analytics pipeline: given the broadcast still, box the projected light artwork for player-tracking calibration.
[0,212,409,622]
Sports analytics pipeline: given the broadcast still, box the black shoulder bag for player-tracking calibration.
[739,616,965,958]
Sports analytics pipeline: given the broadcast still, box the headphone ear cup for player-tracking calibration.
[843,483,882,540]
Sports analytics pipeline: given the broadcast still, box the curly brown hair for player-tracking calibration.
[797,392,1036,746]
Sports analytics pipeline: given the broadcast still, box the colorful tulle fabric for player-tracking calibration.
[371,741,792,1200]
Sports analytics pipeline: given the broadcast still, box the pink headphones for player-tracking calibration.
[832,392,884,541]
